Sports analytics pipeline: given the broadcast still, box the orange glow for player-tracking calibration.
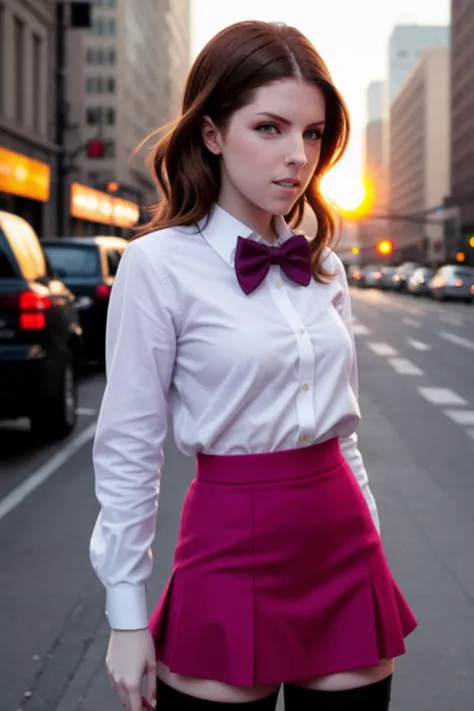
[0,147,50,202]
[376,239,393,255]
[456,251,466,262]
[70,183,139,228]
[321,172,375,220]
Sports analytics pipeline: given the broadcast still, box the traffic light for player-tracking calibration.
[87,140,105,159]
[376,239,393,256]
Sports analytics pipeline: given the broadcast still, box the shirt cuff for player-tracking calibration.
[106,585,148,630]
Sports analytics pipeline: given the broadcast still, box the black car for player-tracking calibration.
[0,212,83,440]
[42,236,129,365]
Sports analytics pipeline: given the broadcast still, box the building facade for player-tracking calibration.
[66,0,191,234]
[389,48,450,263]
[450,0,474,251]
[0,0,56,237]
[388,25,449,101]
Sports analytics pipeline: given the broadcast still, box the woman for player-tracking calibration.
[90,20,417,711]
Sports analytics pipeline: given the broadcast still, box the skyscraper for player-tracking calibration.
[66,0,191,230]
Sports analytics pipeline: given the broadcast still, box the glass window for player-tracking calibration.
[86,48,95,64]
[13,17,24,122]
[106,107,115,125]
[108,18,116,35]
[108,48,116,64]
[42,245,101,278]
[107,77,115,93]
[106,249,122,276]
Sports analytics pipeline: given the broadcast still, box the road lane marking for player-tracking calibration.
[389,358,424,375]
[76,407,97,416]
[403,317,421,327]
[439,315,464,326]
[440,331,474,351]
[407,338,431,351]
[467,429,474,440]
[443,410,474,426]
[417,387,467,406]
[352,324,370,336]
[0,422,97,522]
[368,343,398,357]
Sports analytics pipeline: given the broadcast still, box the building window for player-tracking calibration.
[32,34,42,132]
[104,140,115,158]
[106,107,115,125]
[108,19,116,36]
[13,17,25,122]
[108,48,116,64]
[106,77,115,93]
[86,48,95,64]
[86,107,103,125]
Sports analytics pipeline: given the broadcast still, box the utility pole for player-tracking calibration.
[54,1,67,236]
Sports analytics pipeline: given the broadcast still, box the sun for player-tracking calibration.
[320,171,367,213]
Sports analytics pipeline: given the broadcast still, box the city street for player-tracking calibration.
[1,289,474,711]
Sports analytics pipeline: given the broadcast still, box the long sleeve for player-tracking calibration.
[333,253,381,534]
[90,239,178,630]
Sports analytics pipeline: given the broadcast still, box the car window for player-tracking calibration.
[106,249,123,276]
[43,245,100,278]
[0,231,18,278]
[453,267,474,278]
[1,217,47,280]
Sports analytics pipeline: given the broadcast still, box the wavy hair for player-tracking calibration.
[136,21,350,281]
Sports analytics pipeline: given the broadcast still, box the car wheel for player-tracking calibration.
[30,356,78,442]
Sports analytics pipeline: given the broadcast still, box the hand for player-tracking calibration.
[106,628,157,711]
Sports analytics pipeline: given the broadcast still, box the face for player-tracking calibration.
[202,78,326,227]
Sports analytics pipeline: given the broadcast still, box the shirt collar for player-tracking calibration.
[197,203,296,267]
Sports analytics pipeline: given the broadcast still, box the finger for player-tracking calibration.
[116,682,131,709]
[129,686,144,711]
[146,667,157,705]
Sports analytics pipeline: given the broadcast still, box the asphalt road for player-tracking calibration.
[1,289,474,711]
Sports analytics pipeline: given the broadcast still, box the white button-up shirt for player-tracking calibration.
[90,204,380,630]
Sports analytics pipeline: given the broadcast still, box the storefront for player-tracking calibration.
[0,146,51,237]
[69,182,140,238]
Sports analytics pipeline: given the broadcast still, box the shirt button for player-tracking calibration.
[298,434,309,443]
[274,280,282,289]
[302,382,310,392]
[296,327,305,335]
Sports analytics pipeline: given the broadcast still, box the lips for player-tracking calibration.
[273,178,301,187]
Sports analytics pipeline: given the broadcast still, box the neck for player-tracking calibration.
[216,191,277,244]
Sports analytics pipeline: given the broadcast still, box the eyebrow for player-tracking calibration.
[255,111,326,127]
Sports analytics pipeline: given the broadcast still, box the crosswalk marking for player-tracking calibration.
[407,338,431,351]
[403,317,421,327]
[439,315,464,327]
[389,358,424,375]
[466,429,474,441]
[352,324,370,336]
[417,387,467,406]
[439,331,474,351]
[443,410,474,426]
[368,342,398,357]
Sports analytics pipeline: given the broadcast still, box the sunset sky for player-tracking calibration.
[190,0,450,208]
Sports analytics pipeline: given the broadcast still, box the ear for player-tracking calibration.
[201,116,223,156]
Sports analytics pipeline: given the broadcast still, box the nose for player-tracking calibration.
[285,133,308,169]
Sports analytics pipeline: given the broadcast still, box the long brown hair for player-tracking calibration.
[137,21,350,282]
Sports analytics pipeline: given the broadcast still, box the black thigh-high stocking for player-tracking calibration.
[283,674,393,711]
[156,678,279,710]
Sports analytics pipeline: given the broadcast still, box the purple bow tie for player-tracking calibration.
[234,234,312,295]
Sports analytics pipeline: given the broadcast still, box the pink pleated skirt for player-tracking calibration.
[149,438,417,687]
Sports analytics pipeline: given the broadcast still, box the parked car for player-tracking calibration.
[429,264,474,302]
[392,262,421,291]
[378,266,398,290]
[407,267,436,296]
[0,212,83,440]
[347,265,364,287]
[361,264,383,288]
[42,236,129,365]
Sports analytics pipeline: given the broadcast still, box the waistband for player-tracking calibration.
[196,437,344,484]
